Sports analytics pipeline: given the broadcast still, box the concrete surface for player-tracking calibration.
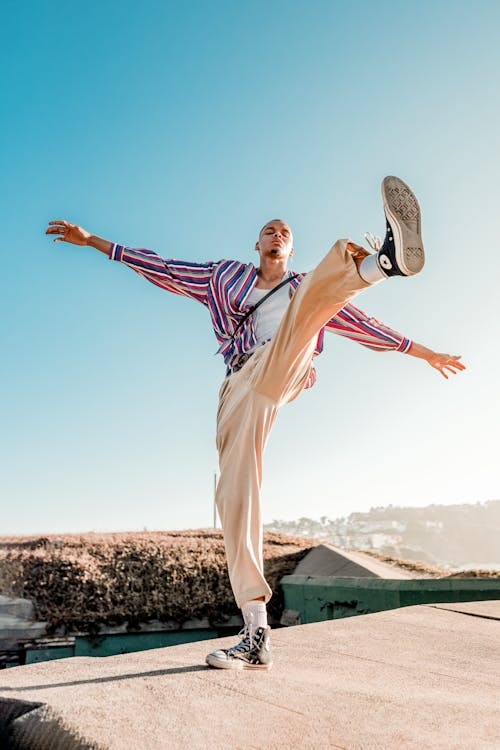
[0,601,499,750]
[293,544,415,579]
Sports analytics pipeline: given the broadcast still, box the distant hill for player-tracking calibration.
[264,500,500,570]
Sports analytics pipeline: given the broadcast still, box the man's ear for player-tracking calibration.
[290,246,294,256]
[255,241,260,252]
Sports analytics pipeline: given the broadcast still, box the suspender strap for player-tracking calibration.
[230,273,300,341]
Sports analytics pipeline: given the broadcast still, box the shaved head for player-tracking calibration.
[259,219,288,238]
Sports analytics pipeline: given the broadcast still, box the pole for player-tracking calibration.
[213,471,218,529]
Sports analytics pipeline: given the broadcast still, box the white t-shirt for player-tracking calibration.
[246,282,291,347]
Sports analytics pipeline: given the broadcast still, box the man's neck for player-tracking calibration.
[255,259,288,289]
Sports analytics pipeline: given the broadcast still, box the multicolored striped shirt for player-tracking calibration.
[109,244,412,387]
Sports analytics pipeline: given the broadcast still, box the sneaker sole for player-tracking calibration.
[205,653,272,670]
[381,176,425,275]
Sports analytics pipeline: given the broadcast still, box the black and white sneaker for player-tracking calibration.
[205,625,273,670]
[376,176,425,277]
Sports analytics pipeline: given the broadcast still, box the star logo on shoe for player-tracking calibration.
[379,254,393,270]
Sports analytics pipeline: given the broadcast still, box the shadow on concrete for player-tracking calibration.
[0,662,208,692]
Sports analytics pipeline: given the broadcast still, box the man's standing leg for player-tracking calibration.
[215,366,277,608]
[204,357,278,670]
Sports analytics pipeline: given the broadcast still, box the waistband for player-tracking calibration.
[225,351,255,377]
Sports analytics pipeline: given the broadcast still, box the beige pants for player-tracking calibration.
[215,239,371,608]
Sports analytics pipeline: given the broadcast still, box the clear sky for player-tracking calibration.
[2,0,499,535]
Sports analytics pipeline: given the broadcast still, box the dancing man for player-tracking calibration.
[46,176,465,670]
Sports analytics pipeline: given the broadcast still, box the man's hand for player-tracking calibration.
[45,220,91,246]
[45,220,112,255]
[408,342,466,379]
[425,352,465,379]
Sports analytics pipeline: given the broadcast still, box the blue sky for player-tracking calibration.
[2,0,499,535]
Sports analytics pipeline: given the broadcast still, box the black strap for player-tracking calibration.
[230,273,300,341]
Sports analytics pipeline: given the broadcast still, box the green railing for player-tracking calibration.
[280,576,500,623]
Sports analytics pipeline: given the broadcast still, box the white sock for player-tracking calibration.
[242,600,268,630]
[359,253,387,284]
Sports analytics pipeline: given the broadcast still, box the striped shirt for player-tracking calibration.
[109,244,412,387]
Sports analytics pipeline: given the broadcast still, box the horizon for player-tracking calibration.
[0,497,497,539]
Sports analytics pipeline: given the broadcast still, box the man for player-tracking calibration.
[46,176,464,671]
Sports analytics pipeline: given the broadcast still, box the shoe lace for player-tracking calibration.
[364,232,382,252]
[228,612,256,655]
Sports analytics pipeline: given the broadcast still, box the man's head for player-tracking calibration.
[255,219,294,265]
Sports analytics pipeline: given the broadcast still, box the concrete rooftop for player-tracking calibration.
[1,600,499,749]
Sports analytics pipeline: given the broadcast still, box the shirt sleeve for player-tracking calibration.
[109,244,216,306]
[325,302,413,353]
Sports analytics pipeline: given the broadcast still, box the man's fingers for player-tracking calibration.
[436,364,465,378]
[49,220,69,226]
[446,361,466,372]
[432,356,466,372]
[433,363,453,378]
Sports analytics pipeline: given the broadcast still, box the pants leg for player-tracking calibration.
[215,364,277,607]
[215,239,371,608]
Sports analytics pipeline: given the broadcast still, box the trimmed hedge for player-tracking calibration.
[0,530,314,634]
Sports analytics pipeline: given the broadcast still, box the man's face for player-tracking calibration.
[255,220,294,264]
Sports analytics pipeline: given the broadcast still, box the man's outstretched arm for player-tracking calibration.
[45,220,216,305]
[325,302,465,379]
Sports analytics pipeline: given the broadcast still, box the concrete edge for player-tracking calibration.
[425,604,500,621]
[0,697,102,750]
